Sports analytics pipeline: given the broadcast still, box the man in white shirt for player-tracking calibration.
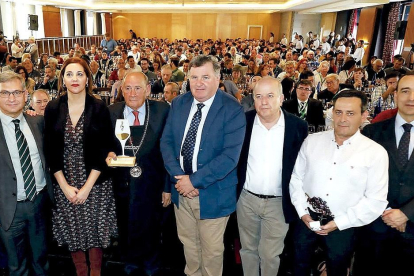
[290,90,389,276]
[321,37,331,55]
[237,77,308,276]
[352,40,365,66]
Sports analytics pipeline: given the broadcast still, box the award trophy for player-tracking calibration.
[108,119,136,167]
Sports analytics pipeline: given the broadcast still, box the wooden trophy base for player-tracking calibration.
[108,156,136,167]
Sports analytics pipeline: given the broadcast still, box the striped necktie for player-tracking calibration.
[299,101,307,119]
[12,119,36,201]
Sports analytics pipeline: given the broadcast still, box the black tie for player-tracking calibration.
[12,119,36,201]
[397,123,412,168]
[181,103,205,175]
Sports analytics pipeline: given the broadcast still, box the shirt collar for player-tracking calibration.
[125,101,146,114]
[192,93,216,108]
[254,110,285,130]
[330,129,361,146]
[0,109,24,126]
[396,112,414,127]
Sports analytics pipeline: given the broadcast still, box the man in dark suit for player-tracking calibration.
[237,77,308,276]
[106,72,171,276]
[160,55,246,276]
[282,79,325,129]
[0,71,53,276]
[355,73,414,276]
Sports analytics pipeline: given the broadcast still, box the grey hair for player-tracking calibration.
[166,82,179,94]
[0,71,25,90]
[189,55,221,77]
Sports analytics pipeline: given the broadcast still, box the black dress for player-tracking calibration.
[52,112,117,252]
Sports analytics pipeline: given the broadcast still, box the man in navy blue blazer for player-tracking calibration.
[160,55,246,276]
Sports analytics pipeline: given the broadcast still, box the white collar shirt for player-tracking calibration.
[395,112,414,159]
[123,102,146,126]
[244,112,285,196]
[290,130,389,230]
[180,94,216,173]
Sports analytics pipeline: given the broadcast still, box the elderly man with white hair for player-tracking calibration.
[24,37,38,66]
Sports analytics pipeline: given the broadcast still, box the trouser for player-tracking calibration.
[0,191,49,276]
[175,195,229,276]
[236,189,289,276]
[353,219,414,276]
[293,219,355,276]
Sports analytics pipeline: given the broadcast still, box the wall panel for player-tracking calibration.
[112,12,280,41]
[43,6,62,37]
[356,7,378,65]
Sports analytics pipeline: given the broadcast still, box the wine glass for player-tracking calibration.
[115,119,130,156]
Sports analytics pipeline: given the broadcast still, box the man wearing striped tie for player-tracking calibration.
[0,71,53,276]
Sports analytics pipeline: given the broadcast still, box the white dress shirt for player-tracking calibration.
[395,113,414,159]
[180,94,216,173]
[0,111,46,201]
[290,130,389,230]
[352,47,365,63]
[244,112,285,196]
[123,102,146,126]
[321,42,331,54]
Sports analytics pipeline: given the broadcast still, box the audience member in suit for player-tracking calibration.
[90,60,105,88]
[290,90,389,276]
[355,73,414,276]
[281,77,295,101]
[106,72,171,276]
[317,73,341,103]
[241,75,261,112]
[0,71,53,276]
[237,77,308,276]
[160,55,246,276]
[282,79,325,128]
[163,82,179,105]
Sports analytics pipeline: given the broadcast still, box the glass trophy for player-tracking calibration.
[108,119,136,167]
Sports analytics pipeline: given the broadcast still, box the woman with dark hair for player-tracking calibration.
[1,52,11,68]
[338,59,357,84]
[44,57,117,276]
[15,65,35,95]
[38,53,49,71]
[345,67,368,90]
[257,63,271,77]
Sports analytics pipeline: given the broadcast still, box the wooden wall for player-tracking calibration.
[43,6,62,37]
[320,12,337,38]
[112,13,280,41]
[356,7,378,65]
[279,12,293,43]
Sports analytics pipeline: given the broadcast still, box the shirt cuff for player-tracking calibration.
[296,204,310,219]
[334,214,352,231]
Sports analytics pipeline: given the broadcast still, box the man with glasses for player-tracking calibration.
[0,71,53,275]
[282,79,325,128]
[30,89,50,116]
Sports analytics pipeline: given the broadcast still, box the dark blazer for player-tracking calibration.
[282,98,325,127]
[237,109,308,223]
[160,89,246,219]
[44,93,115,183]
[362,117,414,233]
[108,100,170,197]
[0,114,53,231]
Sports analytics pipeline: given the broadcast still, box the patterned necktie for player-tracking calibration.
[12,119,36,201]
[299,101,307,119]
[397,123,412,168]
[181,103,205,175]
[132,111,140,126]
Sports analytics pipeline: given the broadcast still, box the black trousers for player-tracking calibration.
[293,220,355,276]
[0,191,49,276]
[353,220,414,276]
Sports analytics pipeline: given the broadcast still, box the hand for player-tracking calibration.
[106,152,117,166]
[301,214,326,235]
[25,109,37,116]
[74,186,91,205]
[175,175,194,196]
[185,189,199,199]
[382,209,409,229]
[162,192,171,207]
[319,220,338,235]
[43,76,49,85]
[396,222,407,233]
[61,184,79,204]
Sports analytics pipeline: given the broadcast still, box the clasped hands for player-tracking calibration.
[62,184,91,205]
[175,175,199,199]
[301,214,338,236]
[382,208,409,233]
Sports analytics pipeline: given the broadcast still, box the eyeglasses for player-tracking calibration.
[0,90,25,98]
[297,87,312,92]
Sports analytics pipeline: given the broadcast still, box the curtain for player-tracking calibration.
[382,2,401,66]
[346,9,357,38]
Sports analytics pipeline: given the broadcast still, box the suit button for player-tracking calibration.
[12,193,16,197]
[200,148,203,151]
[400,183,404,186]
[12,177,16,181]
[198,163,202,166]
